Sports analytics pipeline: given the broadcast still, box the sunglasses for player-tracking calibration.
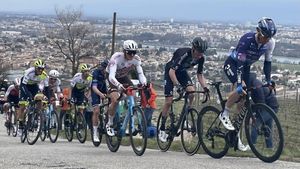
[50,78,57,81]
[126,50,137,56]
[37,67,44,70]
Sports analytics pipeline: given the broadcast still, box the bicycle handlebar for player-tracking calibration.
[173,90,209,104]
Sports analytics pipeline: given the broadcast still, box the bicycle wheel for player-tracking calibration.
[156,112,173,152]
[12,112,18,137]
[198,106,229,158]
[63,113,73,142]
[40,113,47,142]
[49,111,59,143]
[181,108,200,156]
[6,111,13,136]
[129,106,147,156]
[75,112,87,143]
[27,112,42,145]
[245,103,284,163]
[106,113,122,152]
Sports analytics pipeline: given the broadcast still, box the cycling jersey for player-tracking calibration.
[107,52,146,87]
[164,48,204,96]
[224,32,275,85]
[20,67,48,101]
[22,67,48,85]
[40,77,62,100]
[165,48,204,74]
[4,85,19,104]
[91,68,107,106]
[70,73,92,91]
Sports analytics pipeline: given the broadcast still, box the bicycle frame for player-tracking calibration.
[116,95,135,137]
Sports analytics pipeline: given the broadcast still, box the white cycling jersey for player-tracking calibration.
[70,72,92,90]
[39,77,62,93]
[22,67,48,85]
[107,52,146,87]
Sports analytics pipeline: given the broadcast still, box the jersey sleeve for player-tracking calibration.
[108,55,120,87]
[197,57,205,74]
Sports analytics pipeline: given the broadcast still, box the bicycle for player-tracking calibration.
[156,89,208,155]
[197,81,284,163]
[106,86,148,156]
[20,98,44,145]
[40,101,59,143]
[91,97,110,147]
[62,99,87,143]
[5,102,18,137]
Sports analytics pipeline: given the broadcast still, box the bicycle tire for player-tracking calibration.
[49,111,59,143]
[27,112,42,145]
[198,106,229,158]
[63,113,73,142]
[129,106,147,156]
[245,103,284,163]
[156,112,173,152]
[106,113,121,152]
[75,112,87,143]
[11,110,18,137]
[181,108,200,156]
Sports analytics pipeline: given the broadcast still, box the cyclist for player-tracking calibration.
[18,59,48,132]
[159,37,210,142]
[221,17,276,150]
[106,40,147,136]
[70,64,92,114]
[249,73,279,148]
[91,60,108,142]
[3,78,20,128]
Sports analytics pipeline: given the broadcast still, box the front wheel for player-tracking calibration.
[63,113,73,142]
[27,112,42,145]
[181,108,200,156]
[49,111,59,143]
[245,103,284,163]
[129,106,147,156]
[198,106,229,159]
[75,112,87,143]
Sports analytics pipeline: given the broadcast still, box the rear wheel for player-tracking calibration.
[245,103,284,163]
[198,106,229,158]
[129,106,147,156]
[75,112,87,143]
[156,112,173,152]
[181,108,200,155]
[106,113,121,152]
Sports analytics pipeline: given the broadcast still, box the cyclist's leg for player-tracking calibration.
[91,91,100,141]
[178,71,194,107]
[3,102,10,127]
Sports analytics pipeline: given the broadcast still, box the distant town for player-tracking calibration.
[0,12,300,90]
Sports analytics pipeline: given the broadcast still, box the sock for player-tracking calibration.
[222,107,230,117]
[108,115,114,126]
[93,126,98,135]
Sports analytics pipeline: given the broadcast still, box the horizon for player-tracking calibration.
[0,0,299,26]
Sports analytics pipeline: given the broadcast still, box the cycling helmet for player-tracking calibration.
[79,63,90,72]
[191,37,208,53]
[100,59,109,68]
[257,17,277,38]
[34,59,45,68]
[14,78,21,86]
[123,40,138,51]
[49,70,60,78]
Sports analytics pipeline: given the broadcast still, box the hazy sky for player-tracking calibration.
[0,0,298,25]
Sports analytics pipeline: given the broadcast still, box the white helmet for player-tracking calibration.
[123,40,138,51]
[49,70,60,78]
[14,78,21,86]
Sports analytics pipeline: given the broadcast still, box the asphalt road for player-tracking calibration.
[0,114,299,169]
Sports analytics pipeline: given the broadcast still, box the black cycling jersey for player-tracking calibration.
[165,48,204,74]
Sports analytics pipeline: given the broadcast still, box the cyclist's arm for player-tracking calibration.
[263,38,275,83]
[108,60,121,87]
[169,69,179,85]
[136,63,147,85]
[196,57,208,88]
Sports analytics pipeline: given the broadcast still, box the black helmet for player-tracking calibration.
[257,17,277,38]
[192,37,208,53]
[100,59,109,68]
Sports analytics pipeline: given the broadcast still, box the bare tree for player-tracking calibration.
[48,7,101,76]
